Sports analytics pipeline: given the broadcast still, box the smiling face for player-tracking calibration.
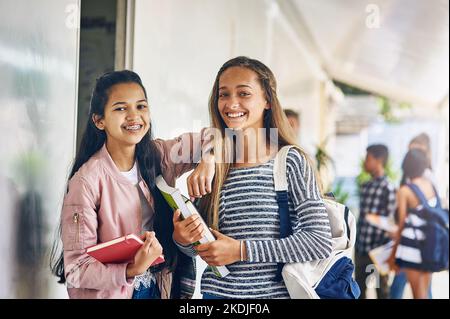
[93,82,150,148]
[217,66,270,131]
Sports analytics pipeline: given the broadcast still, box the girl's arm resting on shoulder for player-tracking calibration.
[245,150,333,264]
[61,177,134,290]
[156,127,215,179]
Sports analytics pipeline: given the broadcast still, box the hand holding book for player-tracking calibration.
[365,213,398,234]
[173,209,244,265]
[368,241,395,276]
[156,175,230,277]
[172,209,206,246]
[86,231,165,278]
[194,228,245,266]
[126,231,164,278]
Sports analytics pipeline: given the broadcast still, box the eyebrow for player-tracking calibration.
[111,99,147,106]
[219,84,253,90]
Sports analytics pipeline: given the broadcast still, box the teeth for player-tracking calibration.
[125,125,141,130]
[227,112,245,118]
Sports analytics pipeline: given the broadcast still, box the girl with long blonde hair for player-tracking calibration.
[173,57,332,299]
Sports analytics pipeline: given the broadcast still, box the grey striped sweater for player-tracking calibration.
[177,149,332,299]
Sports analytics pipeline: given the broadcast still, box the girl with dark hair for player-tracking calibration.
[173,57,332,299]
[388,149,441,299]
[50,70,212,299]
[391,134,435,299]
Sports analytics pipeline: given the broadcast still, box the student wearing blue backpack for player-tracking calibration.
[389,149,449,299]
[172,56,333,299]
[390,133,434,299]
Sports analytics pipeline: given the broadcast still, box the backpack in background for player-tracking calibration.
[407,183,449,272]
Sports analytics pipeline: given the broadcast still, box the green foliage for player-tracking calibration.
[329,179,350,206]
[314,139,350,206]
[315,143,334,174]
[334,81,412,123]
[377,96,412,123]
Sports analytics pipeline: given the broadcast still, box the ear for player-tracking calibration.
[265,100,271,110]
[92,114,105,130]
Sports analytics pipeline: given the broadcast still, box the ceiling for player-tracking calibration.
[278,0,449,108]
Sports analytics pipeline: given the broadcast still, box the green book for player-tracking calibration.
[155,175,230,278]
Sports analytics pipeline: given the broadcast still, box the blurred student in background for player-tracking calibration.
[390,133,433,299]
[355,144,397,299]
[284,109,300,139]
[388,148,446,299]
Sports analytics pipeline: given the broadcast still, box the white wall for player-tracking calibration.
[132,0,326,150]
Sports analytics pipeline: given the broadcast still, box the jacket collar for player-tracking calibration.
[97,143,139,185]
[97,144,152,202]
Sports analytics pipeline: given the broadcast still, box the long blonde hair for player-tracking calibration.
[199,56,319,228]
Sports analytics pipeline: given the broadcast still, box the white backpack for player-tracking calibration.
[273,145,358,299]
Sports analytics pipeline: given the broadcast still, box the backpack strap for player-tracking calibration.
[432,185,442,209]
[408,183,442,209]
[407,183,449,228]
[407,183,431,208]
[273,145,299,239]
[273,145,294,192]
[273,145,297,280]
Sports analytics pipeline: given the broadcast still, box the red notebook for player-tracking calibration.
[86,234,165,265]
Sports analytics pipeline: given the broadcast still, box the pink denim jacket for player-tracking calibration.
[61,134,199,299]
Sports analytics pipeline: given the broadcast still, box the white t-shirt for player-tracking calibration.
[120,162,154,231]
[120,162,156,289]
[120,161,139,185]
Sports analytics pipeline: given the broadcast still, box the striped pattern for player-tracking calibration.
[200,149,332,299]
[396,198,436,269]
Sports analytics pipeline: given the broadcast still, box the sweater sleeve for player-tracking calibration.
[172,235,198,257]
[245,149,333,263]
